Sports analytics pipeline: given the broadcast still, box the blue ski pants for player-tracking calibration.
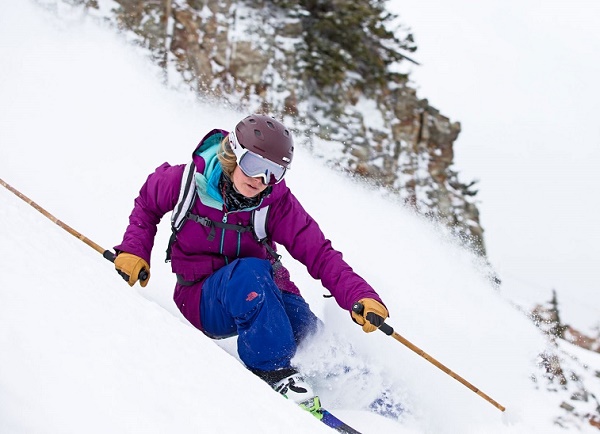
[200,257,320,372]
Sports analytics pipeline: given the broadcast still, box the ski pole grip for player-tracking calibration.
[102,250,149,282]
[103,250,116,262]
[352,302,394,336]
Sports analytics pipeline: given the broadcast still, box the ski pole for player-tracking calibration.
[352,302,506,412]
[0,178,148,282]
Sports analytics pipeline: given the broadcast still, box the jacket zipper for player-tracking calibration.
[220,202,261,263]
[220,212,228,264]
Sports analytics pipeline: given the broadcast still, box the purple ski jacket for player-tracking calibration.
[115,129,382,330]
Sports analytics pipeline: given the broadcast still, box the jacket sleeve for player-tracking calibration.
[268,187,383,312]
[114,163,184,264]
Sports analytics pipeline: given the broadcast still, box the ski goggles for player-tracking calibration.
[229,132,287,185]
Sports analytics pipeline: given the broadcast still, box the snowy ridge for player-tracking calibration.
[1,1,599,433]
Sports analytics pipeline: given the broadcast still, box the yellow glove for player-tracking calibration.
[114,252,150,287]
[351,298,389,333]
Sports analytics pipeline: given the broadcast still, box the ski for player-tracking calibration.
[298,397,362,434]
[318,407,362,434]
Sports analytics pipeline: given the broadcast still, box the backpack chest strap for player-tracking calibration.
[188,212,281,267]
[188,213,254,242]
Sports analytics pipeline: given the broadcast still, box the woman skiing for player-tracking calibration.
[113,114,388,411]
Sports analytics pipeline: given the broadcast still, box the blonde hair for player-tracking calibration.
[218,136,237,178]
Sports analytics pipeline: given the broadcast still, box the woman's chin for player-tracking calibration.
[240,185,261,198]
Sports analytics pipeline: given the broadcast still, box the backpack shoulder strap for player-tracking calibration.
[166,161,196,262]
[171,161,197,232]
[251,205,281,268]
[251,206,270,242]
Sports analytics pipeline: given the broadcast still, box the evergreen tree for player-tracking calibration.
[271,0,417,88]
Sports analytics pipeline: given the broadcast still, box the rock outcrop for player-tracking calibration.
[85,0,487,254]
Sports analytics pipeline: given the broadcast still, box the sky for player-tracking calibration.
[1,1,599,433]
[391,0,600,332]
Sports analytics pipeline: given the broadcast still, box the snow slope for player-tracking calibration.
[1,1,599,433]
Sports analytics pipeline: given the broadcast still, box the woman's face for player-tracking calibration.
[231,165,268,198]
